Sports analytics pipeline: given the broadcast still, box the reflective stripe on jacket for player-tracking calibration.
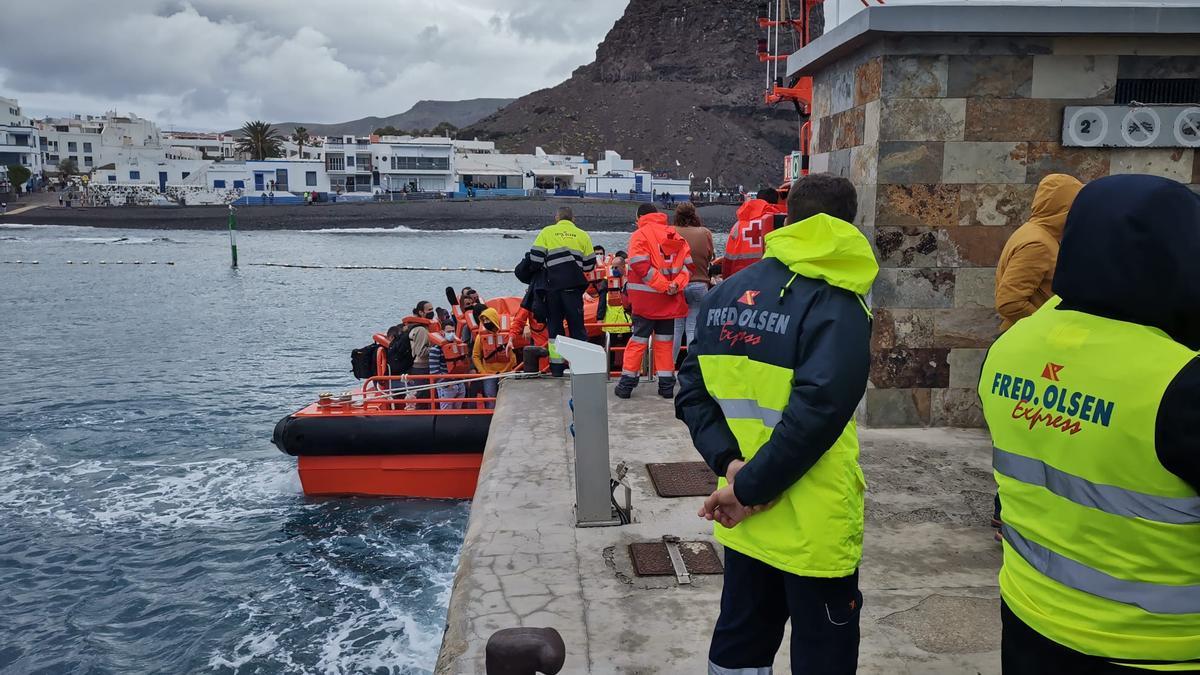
[528,220,596,291]
[980,298,1200,668]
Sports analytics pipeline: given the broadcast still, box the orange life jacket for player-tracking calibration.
[480,314,512,366]
[429,330,470,374]
[452,304,481,341]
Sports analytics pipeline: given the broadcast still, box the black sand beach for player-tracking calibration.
[0,198,740,232]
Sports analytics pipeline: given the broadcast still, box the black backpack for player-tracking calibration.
[385,325,416,375]
[351,343,380,379]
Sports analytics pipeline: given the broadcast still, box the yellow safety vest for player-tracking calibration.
[701,359,865,578]
[980,298,1200,670]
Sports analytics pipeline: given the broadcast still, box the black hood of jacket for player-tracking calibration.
[1053,174,1200,350]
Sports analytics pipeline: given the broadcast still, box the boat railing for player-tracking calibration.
[354,373,500,415]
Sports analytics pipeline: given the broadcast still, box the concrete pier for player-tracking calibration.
[436,379,1002,673]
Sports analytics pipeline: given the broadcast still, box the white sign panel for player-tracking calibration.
[1063,106,1200,148]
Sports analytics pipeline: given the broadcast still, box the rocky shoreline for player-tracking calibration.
[0,198,740,232]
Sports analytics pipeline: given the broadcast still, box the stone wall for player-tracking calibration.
[806,36,1200,426]
[86,183,244,207]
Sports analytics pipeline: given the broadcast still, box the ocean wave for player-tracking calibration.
[0,437,302,533]
[206,506,465,674]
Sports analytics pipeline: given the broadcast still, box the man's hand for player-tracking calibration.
[667,281,679,295]
[725,459,745,484]
[697,486,758,528]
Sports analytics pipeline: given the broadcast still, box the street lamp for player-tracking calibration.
[704,177,713,202]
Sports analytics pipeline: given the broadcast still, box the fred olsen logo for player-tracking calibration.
[989,363,1115,435]
[738,290,760,306]
[1042,362,1064,381]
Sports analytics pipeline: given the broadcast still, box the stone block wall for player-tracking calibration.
[805,36,1200,426]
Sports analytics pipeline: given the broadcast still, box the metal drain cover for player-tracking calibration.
[646,461,717,497]
[629,541,723,576]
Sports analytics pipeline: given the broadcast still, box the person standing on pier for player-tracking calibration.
[980,174,1200,674]
[721,187,784,279]
[615,203,691,400]
[676,174,877,674]
[525,206,596,376]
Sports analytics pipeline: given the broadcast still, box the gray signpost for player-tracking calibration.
[554,336,628,527]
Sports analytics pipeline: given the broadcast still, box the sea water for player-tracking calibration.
[0,224,635,674]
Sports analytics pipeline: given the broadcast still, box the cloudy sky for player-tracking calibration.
[0,0,628,131]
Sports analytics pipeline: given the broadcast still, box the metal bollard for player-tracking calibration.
[554,336,629,527]
[485,627,566,675]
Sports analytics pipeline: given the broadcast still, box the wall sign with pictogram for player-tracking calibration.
[1063,106,1200,148]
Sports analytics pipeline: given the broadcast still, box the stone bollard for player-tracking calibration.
[484,627,566,675]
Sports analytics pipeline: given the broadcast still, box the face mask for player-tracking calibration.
[423,310,434,319]
[483,322,497,332]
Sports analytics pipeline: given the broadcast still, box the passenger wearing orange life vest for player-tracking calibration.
[453,288,482,343]
[400,301,437,410]
[427,325,467,410]
[583,245,612,328]
[722,188,785,279]
[472,307,515,408]
[615,204,691,400]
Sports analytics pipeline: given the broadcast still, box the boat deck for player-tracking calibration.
[436,378,1003,673]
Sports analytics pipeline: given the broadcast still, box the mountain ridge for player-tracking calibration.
[461,0,800,187]
[231,98,514,137]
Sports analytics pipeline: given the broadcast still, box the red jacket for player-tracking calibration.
[722,199,783,278]
[626,212,691,320]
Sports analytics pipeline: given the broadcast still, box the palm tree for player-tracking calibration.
[292,126,311,159]
[236,120,284,160]
[57,158,79,177]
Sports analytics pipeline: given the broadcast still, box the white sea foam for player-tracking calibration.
[0,438,302,532]
[205,533,459,674]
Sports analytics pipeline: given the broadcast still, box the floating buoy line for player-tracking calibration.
[248,262,511,273]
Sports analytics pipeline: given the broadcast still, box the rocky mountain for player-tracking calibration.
[243,98,514,137]
[461,0,800,188]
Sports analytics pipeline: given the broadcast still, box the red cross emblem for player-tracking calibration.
[741,218,765,249]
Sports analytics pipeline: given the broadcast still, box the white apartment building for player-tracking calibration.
[322,135,374,192]
[0,96,43,185]
[373,136,454,193]
[38,111,162,174]
[282,138,323,162]
[163,131,240,161]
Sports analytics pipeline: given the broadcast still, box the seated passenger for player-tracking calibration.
[472,308,516,408]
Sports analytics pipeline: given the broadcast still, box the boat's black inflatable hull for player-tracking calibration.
[272,413,491,456]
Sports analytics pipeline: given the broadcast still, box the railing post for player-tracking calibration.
[555,337,626,527]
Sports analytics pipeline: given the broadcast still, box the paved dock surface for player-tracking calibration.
[436,379,1001,674]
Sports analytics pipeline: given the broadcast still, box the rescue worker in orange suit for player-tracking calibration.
[471,307,516,409]
[508,305,551,372]
[722,188,785,279]
[615,204,692,400]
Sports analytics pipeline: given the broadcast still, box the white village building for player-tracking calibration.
[38,111,162,175]
[584,150,690,198]
[0,96,42,189]
[163,131,241,161]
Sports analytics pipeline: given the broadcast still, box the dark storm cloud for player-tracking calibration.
[0,0,628,130]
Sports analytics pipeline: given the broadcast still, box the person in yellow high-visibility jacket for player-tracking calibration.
[980,174,1200,674]
[676,174,878,673]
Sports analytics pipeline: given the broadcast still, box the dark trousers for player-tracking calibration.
[1000,602,1179,673]
[546,288,587,342]
[710,548,862,674]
